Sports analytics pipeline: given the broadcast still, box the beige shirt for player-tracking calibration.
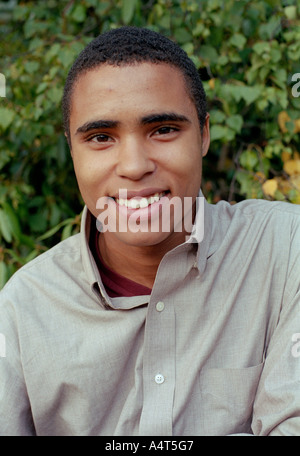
[0,197,300,436]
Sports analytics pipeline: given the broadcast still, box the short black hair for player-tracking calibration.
[62,26,207,145]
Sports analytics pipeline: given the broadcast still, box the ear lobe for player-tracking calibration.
[201,113,210,158]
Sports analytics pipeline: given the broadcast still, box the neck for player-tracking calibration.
[98,231,187,289]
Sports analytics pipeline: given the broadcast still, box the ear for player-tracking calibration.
[201,113,210,158]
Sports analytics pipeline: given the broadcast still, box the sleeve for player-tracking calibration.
[0,288,36,436]
[251,216,300,436]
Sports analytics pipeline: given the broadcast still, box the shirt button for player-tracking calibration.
[155,373,165,384]
[156,301,165,312]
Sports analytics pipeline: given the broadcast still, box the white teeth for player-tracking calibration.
[139,198,149,209]
[116,192,166,209]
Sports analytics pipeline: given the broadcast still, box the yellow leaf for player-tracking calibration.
[208,78,215,90]
[262,178,278,197]
[281,150,292,162]
[290,175,300,192]
[277,177,292,194]
[254,171,265,182]
[284,159,300,176]
[278,111,290,133]
[294,119,300,133]
[278,112,300,134]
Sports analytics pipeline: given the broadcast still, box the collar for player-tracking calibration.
[80,192,213,308]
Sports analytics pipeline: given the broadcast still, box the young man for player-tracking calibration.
[0,26,300,436]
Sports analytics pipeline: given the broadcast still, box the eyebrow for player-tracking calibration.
[141,112,191,125]
[75,112,191,135]
[75,120,119,135]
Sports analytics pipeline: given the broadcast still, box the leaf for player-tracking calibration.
[71,4,86,23]
[290,175,300,193]
[210,125,229,141]
[174,28,193,44]
[36,218,74,241]
[240,86,261,105]
[225,85,244,103]
[226,115,243,134]
[25,249,40,263]
[122,0,136,24]
[294,119,300,133]
[284,159,300,176]
[1,202,22,242]
[19,234,36,249]
[209,109,226,124]
[0,107,15,130]
[46,86,63,105]
[0,261,8,290]
[198,45,219,64]
[24,61,40,74]
[284,6,297,20]
[240,149,259,171]
[281,150,292,163]
[61,223,73,240]
[278,111,290,133]
[259,17,281,40]
[57,47,77,69]
[262,179,278,197]
[0,209,12,243]
[229,33,247,50]
[278,112,300,134]
[236,171,255,198]
[253,42,270,55]
[44,43,61,64]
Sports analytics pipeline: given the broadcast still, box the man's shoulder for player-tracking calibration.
[212,198,300,223]
[206,198,300,256]
[1,233,82,295]
[19,232,81,270]
[234,198,300,217]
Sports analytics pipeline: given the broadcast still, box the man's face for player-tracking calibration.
[69,62,210,249]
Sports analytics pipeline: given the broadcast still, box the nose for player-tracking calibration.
[115,136,156,181]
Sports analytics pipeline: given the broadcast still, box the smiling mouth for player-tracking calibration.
[115,191,170,209]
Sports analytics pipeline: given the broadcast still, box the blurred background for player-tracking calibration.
[0,0,300,287]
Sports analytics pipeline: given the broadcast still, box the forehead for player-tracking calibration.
[69,63,197,129]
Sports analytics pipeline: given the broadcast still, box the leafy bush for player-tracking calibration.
[0,0,300,287]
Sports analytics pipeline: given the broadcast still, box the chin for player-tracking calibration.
[113,229,177,248]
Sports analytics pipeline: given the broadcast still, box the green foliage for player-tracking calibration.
[0,0,300,287]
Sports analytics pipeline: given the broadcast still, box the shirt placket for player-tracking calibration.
[139,295,176,435]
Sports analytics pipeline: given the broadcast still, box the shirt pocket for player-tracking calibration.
[198,363,264,435]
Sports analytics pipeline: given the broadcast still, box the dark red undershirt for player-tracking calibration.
[93,230,152,298]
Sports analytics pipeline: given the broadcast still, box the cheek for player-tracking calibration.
[175,148,203,194]
[73,161,104,205]
[170,146,202,179]
[73,152,106,187]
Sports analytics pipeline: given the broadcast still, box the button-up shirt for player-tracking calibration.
[0,197,300,436]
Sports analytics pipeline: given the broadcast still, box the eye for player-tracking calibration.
[89,134,113,143]
[153,126,179,136]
